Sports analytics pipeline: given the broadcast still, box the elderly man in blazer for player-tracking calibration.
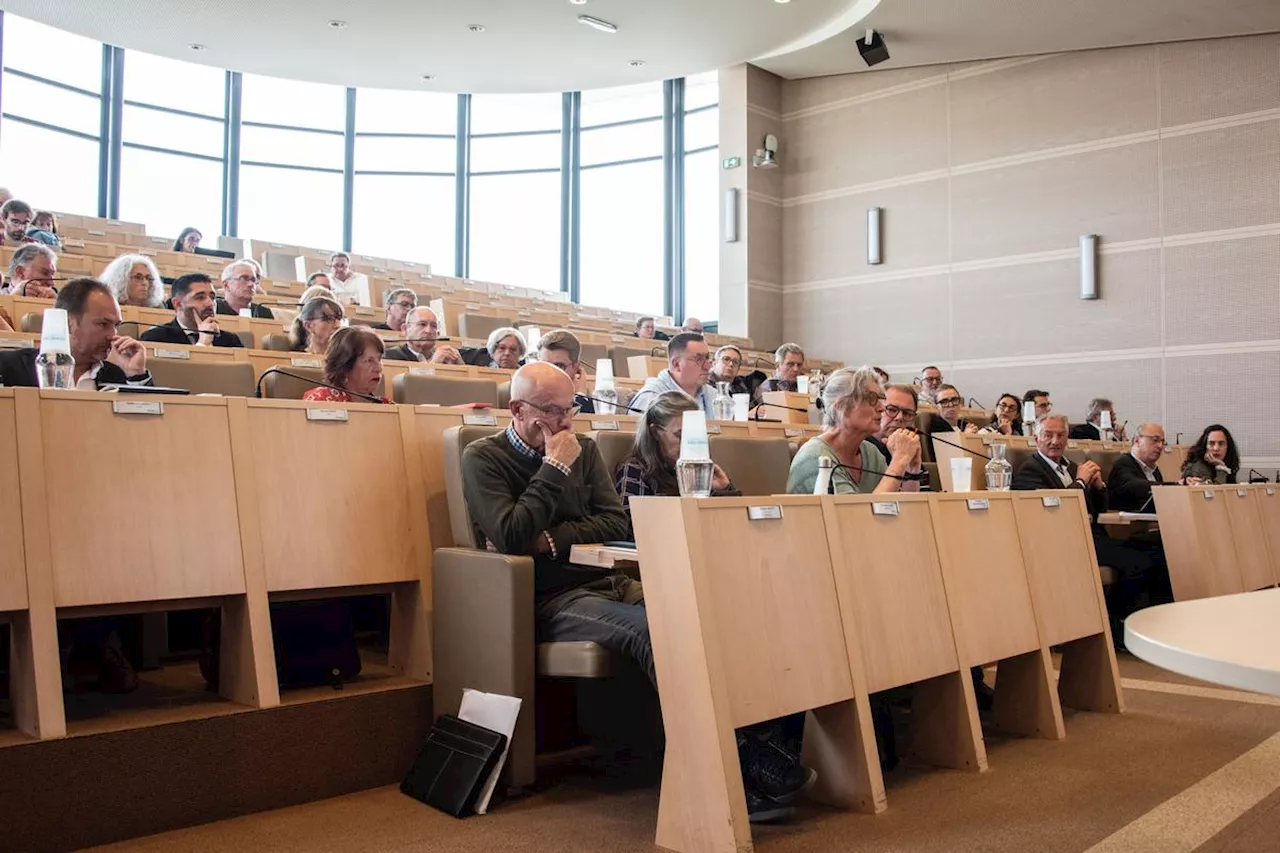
[1109,423,1169,512]
[1012,414,1169,645]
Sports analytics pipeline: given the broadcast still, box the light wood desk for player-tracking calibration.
[1152,485,1280,601]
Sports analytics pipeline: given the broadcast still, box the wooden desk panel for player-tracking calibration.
[37,393,246,606]
[1011,492,1108,646]
[410,407,513,550]
[0,392,28,611]
[825,496,960,692]
[1255,487,1280,586]
[244,400,422,591]
[931,494,1042,665]
[1152,486,1245,600]
[1224,487,1277,591]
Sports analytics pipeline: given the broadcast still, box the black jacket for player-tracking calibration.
[1108,452,1164,512]
[0,347,153,389]
[927,414,973,434]
[140,319,244,348]
[383,344,425,362]
[1069,422,1102,441]
[1011,452,1108,521]
[215,298,274,319]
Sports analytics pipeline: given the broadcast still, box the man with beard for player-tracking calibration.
[141,273,244,348]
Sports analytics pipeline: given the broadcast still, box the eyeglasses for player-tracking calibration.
[515,399,581,419]
[314,313,343,323]
[1035,402,1053,413]
[681,354,712,366]
[996,401,1019,412]
[230,274,260,284]
[1137,435,1167,445]
[937,397,963,408]
[718,357,742,368]
[884,404,917,420]
[129,273,156,283]
[392,301,416,310]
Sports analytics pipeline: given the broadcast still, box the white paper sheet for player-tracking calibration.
[457,688,523,814]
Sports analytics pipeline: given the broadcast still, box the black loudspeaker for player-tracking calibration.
[858,30,890,67]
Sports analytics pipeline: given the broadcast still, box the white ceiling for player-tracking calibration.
[0,0,867,93]
[755,0,1280,80]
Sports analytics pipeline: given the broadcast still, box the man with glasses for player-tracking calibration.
[327,252,370,307]
[868,384,929,492]
[383,306,459,363]
[1110,423,1169,511]
[918,365,944,405]
[216,260,275,319]
[708,345,763,400]
[927,384,978,434]
[1023,388,1052,420]
[628,332,716,417]
[4,243,59,298]
[0,199,37,247]
[759,342,806,397]
[537,329,595,414]
[373,289,417,332]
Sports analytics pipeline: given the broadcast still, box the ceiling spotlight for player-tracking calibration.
[628,59,646,67]
[578,15,618,33]
[468,24,486,32]
[774,0,792,3]
[420,74,435,81]
[569,0,589,4]
[327,20,347,29]
[188,43,206,51]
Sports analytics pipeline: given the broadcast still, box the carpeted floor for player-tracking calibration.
[87,655,1280,853]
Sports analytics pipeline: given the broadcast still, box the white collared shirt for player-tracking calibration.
[1039,452,1073,487]
[1131,450,1158,482]
[75,361,105,391]
[329,272,370,307]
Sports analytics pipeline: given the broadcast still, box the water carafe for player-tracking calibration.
[985,443,1013,491]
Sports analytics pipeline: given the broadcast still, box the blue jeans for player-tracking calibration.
[538,575,655,688]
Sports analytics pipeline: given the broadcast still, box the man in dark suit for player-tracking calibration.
[1069,397,1127,442]
[382,306,462,364]
[140,273,243,348]
[371,288,416,332]
[927,384,979,435]
[215,260,275,319]
[1012,414,1168,644]
[0,277,152,390]
[1109,423,1168,512]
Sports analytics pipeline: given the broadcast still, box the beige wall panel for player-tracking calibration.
[1158,34,1280,128]
[949,48,1158,166]
[947,358,1163,435]
[783,178,950,285]
[748,284,784,350]
[1164,235,1280,347]
[1161,120,1280,236]
[1164,351,1280,460]
[951,141,1159,262]
[747,63,783,112]
[781,66,947,116]
[748,198,783,286]
[951,250,1162,360]
[784,275,951,366]
[784,84,949,200]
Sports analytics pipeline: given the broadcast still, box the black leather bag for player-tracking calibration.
[401,714,508,817]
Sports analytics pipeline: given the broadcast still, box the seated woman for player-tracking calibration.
[172,227,202,253]
[101,253,164,308]
[27,211,61,249]
[1182,424,1240,484]
[615,392,735,525]
[788,365,921,494]
[289,296,345,354]
[978,392,1022,436]
[486,326,526,370]
[303,326,389,404]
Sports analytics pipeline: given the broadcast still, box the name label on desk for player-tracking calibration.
[356,307,375,316]
[1268,489,1276,496]
[154,348,190,360]
[290,357,322,368]
[410,366,436,376]
[1203,490,1214,499]
[307,408,349,422]
[1067,441,1079,449]
[594,420,619,430]
[872,501,900,517]
[966,498,990,511]
[1238,488,1249,497]
[464,414,498,427]
[1041,496,1061,508]
[747,505,783,521]
[784,428,804,438]
[112,400,163,416]
[706,424,721,434]
[0,336,29,348]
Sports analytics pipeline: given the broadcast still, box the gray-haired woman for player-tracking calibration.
[486,326,526,370]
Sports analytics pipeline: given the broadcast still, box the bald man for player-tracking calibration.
[1109,422,1168,511]
[460,363,643,672]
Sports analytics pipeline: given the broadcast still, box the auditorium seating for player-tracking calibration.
[393,373,500,407]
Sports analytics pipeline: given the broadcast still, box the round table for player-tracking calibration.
[1124,588,1280,696]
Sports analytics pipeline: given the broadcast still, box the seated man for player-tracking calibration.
[628,332,715,417]
[918,365,943,405]
[462,362,812,821]
[1070,397,1127,441]
[4,243,59,299]
[0,198,37,247]
[140,273,244,348]
[681,316,704,334]
[708,344,763,400]
[536,328,595,413]
[383,307,458,363]
[328,252,370,306]
[758,343,805,397]
[373,288,417,332]
[1109,423,1168,512]
[867,384,928,492]
[927,384,978,434]
[0,278,152,389]
[1023,388,1052,420]
[216,260,275,319]
[1012,414,1168,640]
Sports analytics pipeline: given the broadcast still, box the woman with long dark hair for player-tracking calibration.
[979,393,1022,436]
[1182,424,1240,484]
[289,296,345,354]
[173,227,202,253]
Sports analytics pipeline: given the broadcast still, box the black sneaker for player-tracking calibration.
[745,785,796,824]
[738,728,817,805]
[972,667,994,711]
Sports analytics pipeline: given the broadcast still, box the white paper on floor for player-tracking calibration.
[458,688,523,814]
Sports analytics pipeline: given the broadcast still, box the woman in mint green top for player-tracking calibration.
[787,366,921,495]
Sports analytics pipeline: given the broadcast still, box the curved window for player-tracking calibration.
[0,14,102,215]
[683,72,720,323]
[353,88,457,271]
[579,82,665,313]
[468,93,562,290]
[119,50,226,240]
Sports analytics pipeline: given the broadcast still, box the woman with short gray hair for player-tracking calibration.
[486,326,527,370]
[787,366,922,494]
[100,253,163,308]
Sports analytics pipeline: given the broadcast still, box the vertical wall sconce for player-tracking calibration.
[867,207,883,265]
[724,188,739,243]
[1079,234,1098,300]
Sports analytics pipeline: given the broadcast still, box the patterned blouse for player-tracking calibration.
[302,386,390,404]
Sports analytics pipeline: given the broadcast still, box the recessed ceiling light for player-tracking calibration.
[188,43,206,51]
[578,15,618,33]
[629,59,646,67]
[327,20,347,28]
[420,74,435,81]
[569,0,588,4]
[468,24,486,32]
[774,0,792,3]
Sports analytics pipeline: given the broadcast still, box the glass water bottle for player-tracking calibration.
[985,443,1013,491]
[711,381,734,421]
